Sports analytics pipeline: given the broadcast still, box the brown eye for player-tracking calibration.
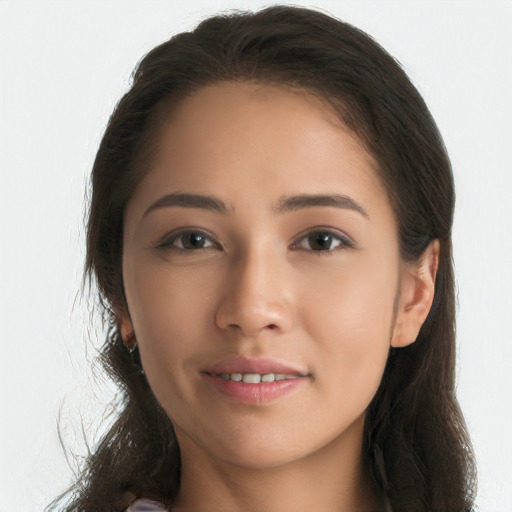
[160,231,217,250]
[295,231,352,252]
[180,233,212,249]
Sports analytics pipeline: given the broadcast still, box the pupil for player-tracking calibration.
[311,233,331,250]
[186,233,205,248]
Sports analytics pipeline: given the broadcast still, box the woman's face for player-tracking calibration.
[121,82,428,470]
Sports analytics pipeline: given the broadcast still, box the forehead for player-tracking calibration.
[127,81,393,224]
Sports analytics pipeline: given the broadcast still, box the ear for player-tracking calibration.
[391,240,440,348]
[117,308,136,348]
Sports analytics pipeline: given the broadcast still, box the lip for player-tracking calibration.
[201,356,310,405]
[203,355,309,377]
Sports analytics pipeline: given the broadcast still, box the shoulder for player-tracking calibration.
[125,498,170,511]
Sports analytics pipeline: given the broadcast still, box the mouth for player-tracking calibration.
[201,356,311,404]
[204,371,307,383]
[202,355,309,378]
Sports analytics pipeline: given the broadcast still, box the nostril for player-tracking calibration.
[224,322,278,333]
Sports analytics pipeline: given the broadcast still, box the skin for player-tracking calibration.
[120,82,438,512]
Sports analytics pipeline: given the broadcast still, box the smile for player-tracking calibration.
[202,371,309,405]
[214,372,304,383]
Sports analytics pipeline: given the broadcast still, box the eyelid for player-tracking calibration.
[154,227,221,250]
[153,226,355,252]
[290,227,356,251]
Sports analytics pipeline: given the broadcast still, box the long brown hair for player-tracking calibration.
[49,6,476,511]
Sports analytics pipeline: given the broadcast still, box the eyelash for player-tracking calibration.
[156,229,219,251]
[155,228,355,254]
[291,230,355,254]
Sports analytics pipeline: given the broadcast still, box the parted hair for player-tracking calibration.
[49,6,476,512]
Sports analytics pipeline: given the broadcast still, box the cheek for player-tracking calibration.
[128,261,211,336]
[299,250,399,339]
[298,254,398,403]
[124,265,215,393]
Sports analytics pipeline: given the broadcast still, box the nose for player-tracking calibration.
[215,248,294,338]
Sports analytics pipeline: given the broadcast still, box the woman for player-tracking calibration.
[50,5,476,512]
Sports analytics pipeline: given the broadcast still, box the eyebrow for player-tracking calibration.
[143,192,230,218]
[143,192,368,219]
[275,193,369,218]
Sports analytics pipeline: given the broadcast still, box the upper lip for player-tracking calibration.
[202,356,309,376]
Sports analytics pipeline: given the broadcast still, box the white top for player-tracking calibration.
[125,498,169,511]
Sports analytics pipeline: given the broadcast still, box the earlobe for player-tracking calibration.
[391,240,440,348]
[118,310,136,348]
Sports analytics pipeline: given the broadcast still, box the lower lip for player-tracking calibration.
[202,373,307,405]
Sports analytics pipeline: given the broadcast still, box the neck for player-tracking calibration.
[173,415,382,512]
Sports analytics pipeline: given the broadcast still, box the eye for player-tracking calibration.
[293,230,353,252]
[158,230,218,250]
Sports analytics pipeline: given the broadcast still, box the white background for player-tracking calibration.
[1,1,511,510]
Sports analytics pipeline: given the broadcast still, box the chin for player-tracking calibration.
[213,444,310,471]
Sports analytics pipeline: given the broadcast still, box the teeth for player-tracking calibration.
[243,373,261,384]
[217,372,301,383]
